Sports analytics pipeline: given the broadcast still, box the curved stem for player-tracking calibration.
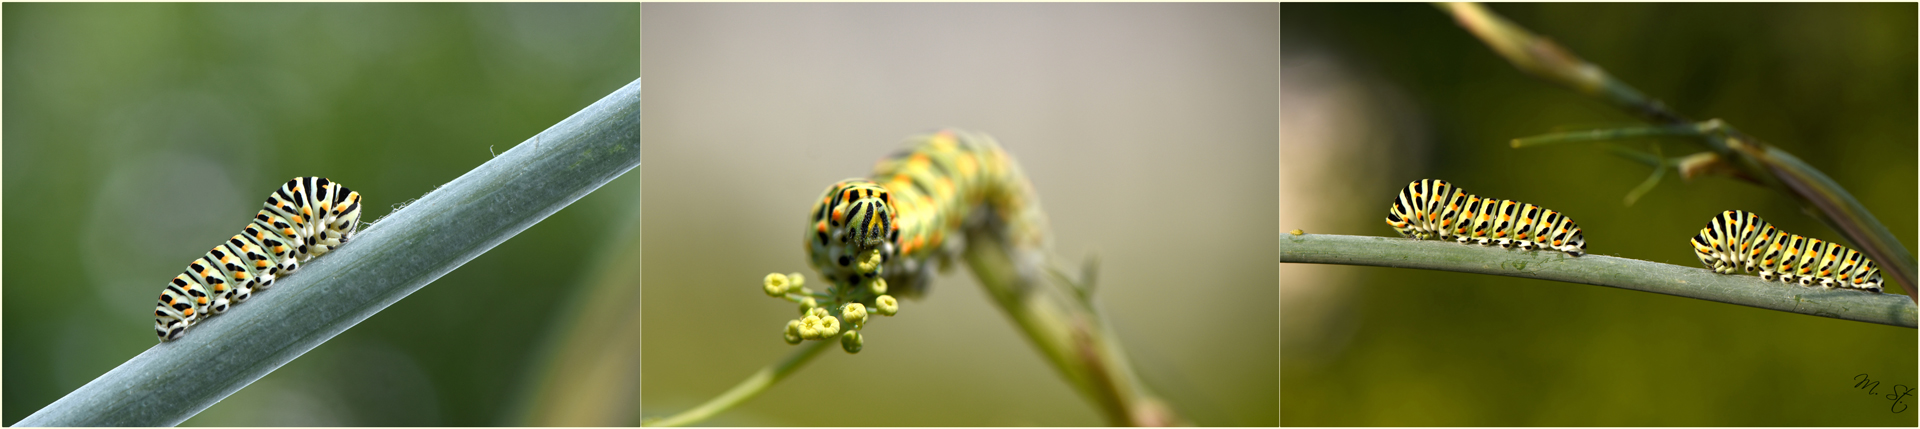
[644,340,833,427]
[1282,233,1916,328]
[963,222,1177,426]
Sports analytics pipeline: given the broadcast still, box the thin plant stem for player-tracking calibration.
[1282,233,1916,328]
[644,340,833,427]
[1509,124,1703,148]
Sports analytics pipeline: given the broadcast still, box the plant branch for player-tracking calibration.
[643,133,1178,426]
[1509,124,1705,148]
[1282,233,1916,328]
[642,211,1178,427]
[962,219,1178,426]
[15,78,641,427]
[1442,2,1916,303]
[643,340,833,427]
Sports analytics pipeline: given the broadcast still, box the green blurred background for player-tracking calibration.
[641,3,1277,426]
[1282,3,1916,426]
[3,3,637,426]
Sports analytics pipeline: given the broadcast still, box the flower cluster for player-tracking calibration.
[762,250,898,353]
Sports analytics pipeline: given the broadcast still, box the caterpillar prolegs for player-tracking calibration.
[1690,210,1882,293]
[155,177,363,341]
[773,129,1048,352]
[1385,179,1587,256]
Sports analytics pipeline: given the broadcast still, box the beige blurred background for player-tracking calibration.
[640,3,1276,426]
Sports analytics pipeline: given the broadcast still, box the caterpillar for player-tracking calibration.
[770,129,1047,352]
[1384,178,1586,256]
[808,129,1046,298]
[1689,210,1882,293]
[155,177,364,341]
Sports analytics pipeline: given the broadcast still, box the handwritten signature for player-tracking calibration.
[1853,373,1913,413]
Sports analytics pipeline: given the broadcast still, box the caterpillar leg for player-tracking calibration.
[1795,273,1820,287]
[155,319,186,342]
[1557,227,1586,257]
[210,293,232,314]
[1858,277,1883,293]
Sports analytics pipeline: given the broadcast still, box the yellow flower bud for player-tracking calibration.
[798,297,818,315]
[842,303,868,326]
[784,319,804,344]
[856,249,882,274]
[841,330,864,354]
[817,315,841,337]
[868,277,888,295]
[763,273,790,297]
[798,315,823,340]
[788,273,806,288]
[875,295,898,316]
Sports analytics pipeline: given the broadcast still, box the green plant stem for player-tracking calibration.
[644,339,833,427]
[1282,233,1916,328]
[1442,2,1916,303]
[962,221,1177,426]
[1747,144,1917,303]
[15,78,641,427]
[1439,2,1684,124]
[646,227,1178,427]
[1509,124,1703,148]
[647,206,1177,427]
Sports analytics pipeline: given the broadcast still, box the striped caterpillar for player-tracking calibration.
[1385,178,1586,256]
[773,129,1047,352]
[155,177,363,341]
[1690,210,1882,293]
[808,129,1046,298]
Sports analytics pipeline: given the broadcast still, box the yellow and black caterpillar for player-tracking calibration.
[807,129,1047,298]
[1385,179,1586,256]
[1690,210,1882,293]
[155,177,363,341]
[771,129,1050,352]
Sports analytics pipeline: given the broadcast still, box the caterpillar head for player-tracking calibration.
[807,179,900,287]
[842,196,893,250]
[820,180,895,251]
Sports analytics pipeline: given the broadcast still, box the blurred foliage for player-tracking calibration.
[641,3,1277,426]
[1281,3,1916,426]
[2,3,637,426]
